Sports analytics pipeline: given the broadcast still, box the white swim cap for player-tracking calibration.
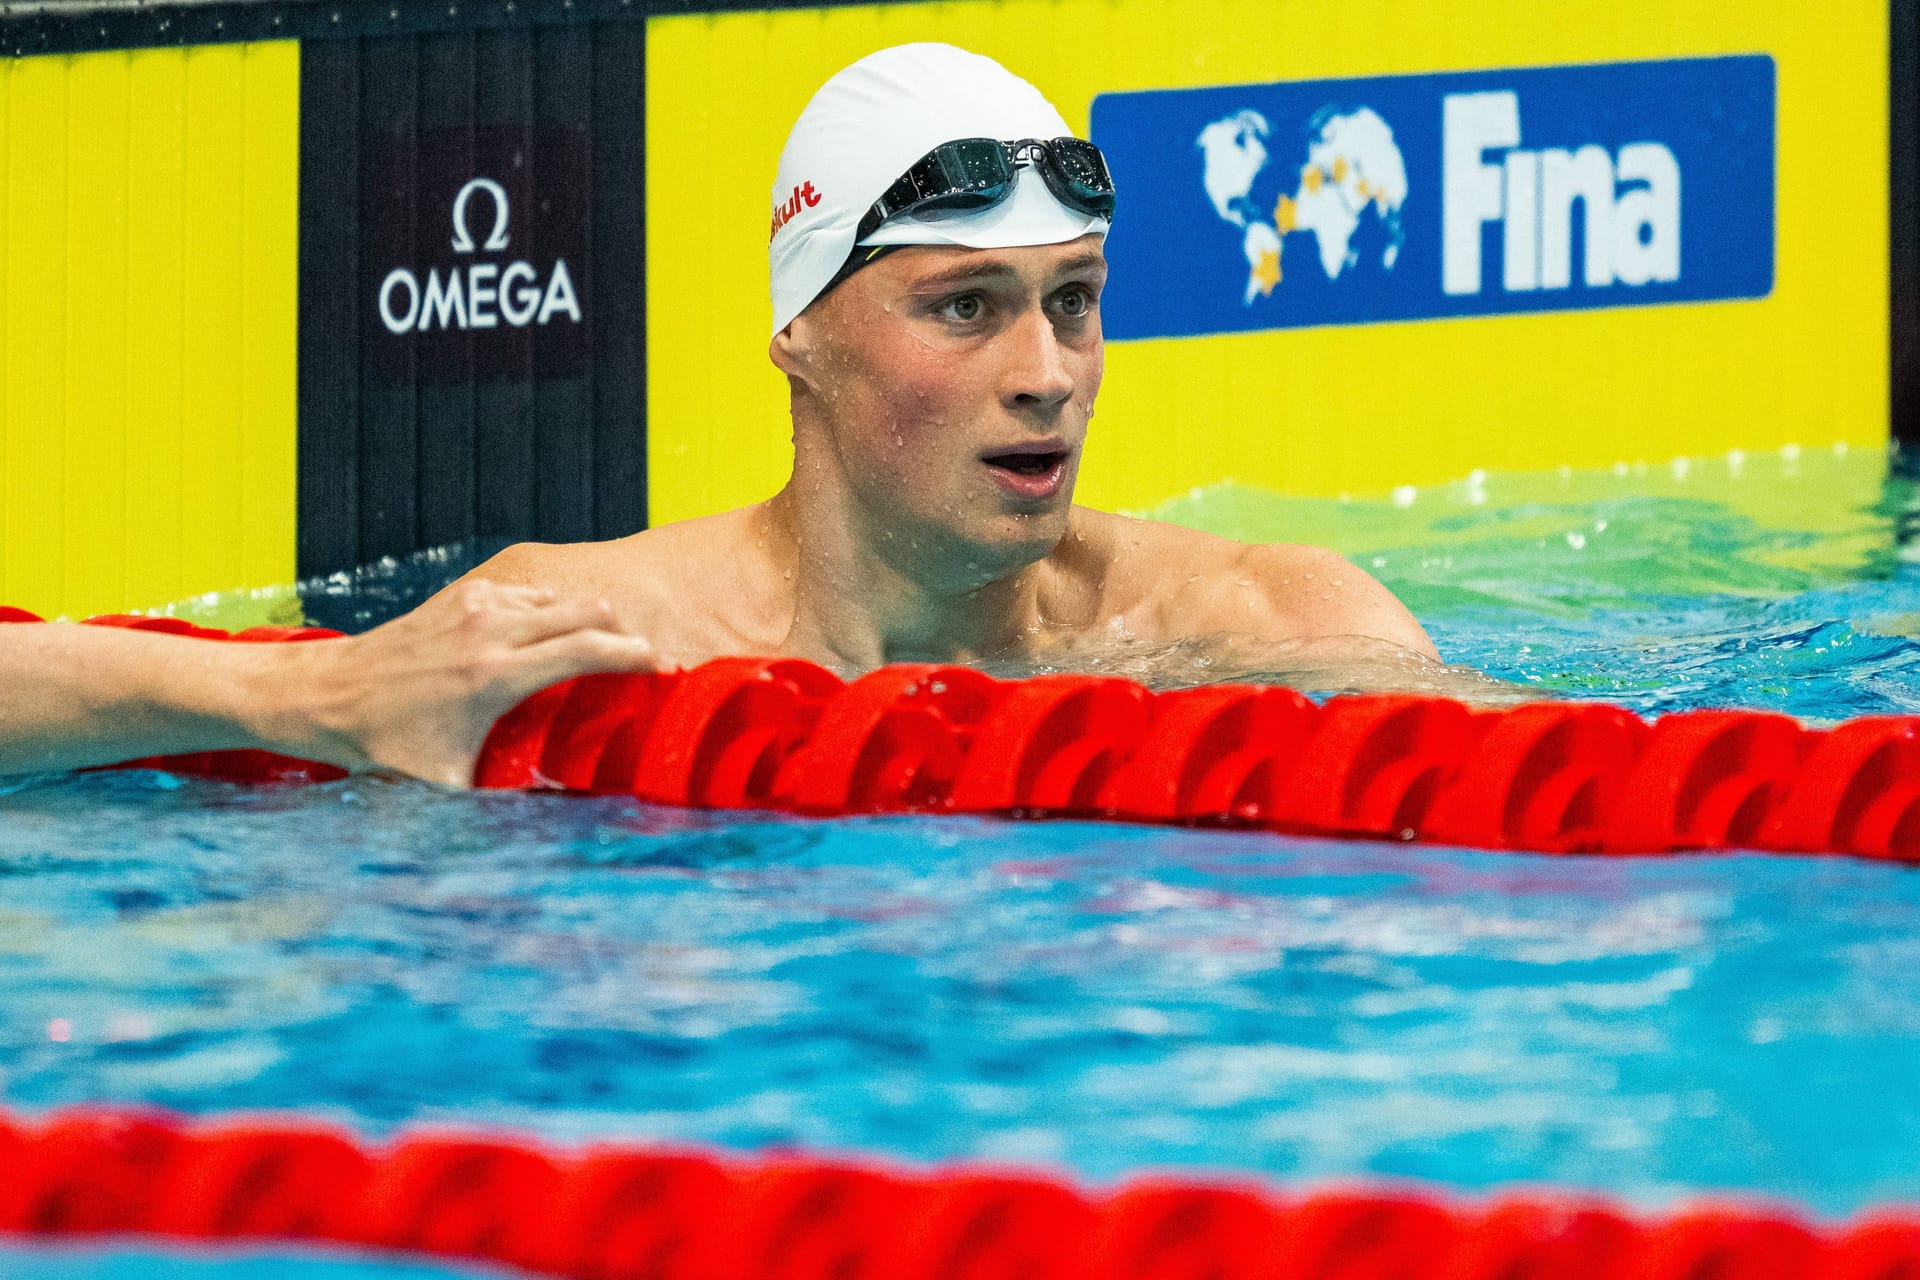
[767,43,1110,336]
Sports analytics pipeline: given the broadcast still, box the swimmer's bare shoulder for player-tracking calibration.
[456,505,786,663]
[1068,506,1439,659]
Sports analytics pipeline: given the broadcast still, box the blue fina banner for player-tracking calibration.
[1091,55,1775,340]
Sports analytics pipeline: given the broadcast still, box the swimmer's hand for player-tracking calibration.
[0,580,657,783]
[273,580,660,787]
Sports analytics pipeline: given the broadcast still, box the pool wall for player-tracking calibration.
[0,0,1910,621]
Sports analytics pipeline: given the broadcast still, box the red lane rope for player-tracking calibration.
[1,1105,1917,1280]
[9,610,1920,862]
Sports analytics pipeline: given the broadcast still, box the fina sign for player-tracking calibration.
[377,177,582,335]
[1442,92,1679,295]
[365,127,589,381]
[1092,56,1774,340]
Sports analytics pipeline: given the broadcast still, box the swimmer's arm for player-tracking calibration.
[0,581,658,785]
[1197,543,1440,660]
[0,624,303,775]
[1160,545,1540,701]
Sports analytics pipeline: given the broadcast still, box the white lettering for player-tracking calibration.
[379,268,420,333]
[1502,150,1539,292]
[1443,91,1683,297]
[379,177,583,337]
[499,261,540,326]
[1442,92,1518,296]
[468,263,499,329]
[418,268,467,331]
[1612,142,1681,286]
[538,258,582,325]
[1540,145,1615,289]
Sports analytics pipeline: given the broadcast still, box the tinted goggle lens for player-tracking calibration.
[870,139,1014,229]
[1038,137,1117,216]
[932,138,1017,198]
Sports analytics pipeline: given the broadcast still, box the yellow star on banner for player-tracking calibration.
[1250,248,1281,296]
[1275,194,1297,233]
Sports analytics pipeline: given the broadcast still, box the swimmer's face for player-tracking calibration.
[774,234,1106,573]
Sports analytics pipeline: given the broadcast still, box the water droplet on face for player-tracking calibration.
[1331,578,1344,588]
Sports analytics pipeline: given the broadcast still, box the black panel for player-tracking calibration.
[534,23,597,543]
[416,30,480,551]
[298,20,649,580]
[296,37,362,579]
[357,34,423,563]
[471,26,539,544]
[1895,0,1919,466]
[590,20,648,539]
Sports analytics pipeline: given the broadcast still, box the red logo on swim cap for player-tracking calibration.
[769,181,822,241]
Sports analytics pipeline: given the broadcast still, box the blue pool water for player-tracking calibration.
[4,450,1920,1272]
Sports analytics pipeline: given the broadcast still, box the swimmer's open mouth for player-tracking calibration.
[982,447,1069,476]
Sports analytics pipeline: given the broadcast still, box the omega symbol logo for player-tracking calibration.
[450,177,512,253]
[378,175,582,335]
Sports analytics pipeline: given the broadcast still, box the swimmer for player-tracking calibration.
[461,44,1456,689]
[0,43,1485,788]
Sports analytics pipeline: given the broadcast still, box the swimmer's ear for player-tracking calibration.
[770,319,812,384]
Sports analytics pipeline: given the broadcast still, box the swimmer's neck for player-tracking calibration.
[760,485,1055,672]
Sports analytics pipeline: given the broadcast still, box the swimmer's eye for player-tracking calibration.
[937,293,987,323]
[1053,285,1098,319]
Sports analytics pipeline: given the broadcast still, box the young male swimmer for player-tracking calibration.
[461,43,1440,677]
[0,43,1471,787]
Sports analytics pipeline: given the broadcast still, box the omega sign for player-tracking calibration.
[378,177,582,334]
[364,126,590,382]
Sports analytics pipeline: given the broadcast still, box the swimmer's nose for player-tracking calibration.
[1001,308,1076,413]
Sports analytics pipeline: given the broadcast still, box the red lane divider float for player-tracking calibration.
[9,608,1920,862]
[0,1105,1915,1280]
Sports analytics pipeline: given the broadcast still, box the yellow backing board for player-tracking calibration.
[0,41,298,620]
[645,0,1887,526]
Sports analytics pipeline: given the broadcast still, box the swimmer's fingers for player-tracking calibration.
[510,629,663,694]
[487,594,624,650]
[436,578,558,617]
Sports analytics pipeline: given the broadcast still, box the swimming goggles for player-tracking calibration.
[853,136,1117,241]
[819,137,1117,298]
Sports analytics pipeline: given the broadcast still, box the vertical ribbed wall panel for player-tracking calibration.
[1895,0,1918,460]
[0,41,298,619]
[297,20,647,581]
